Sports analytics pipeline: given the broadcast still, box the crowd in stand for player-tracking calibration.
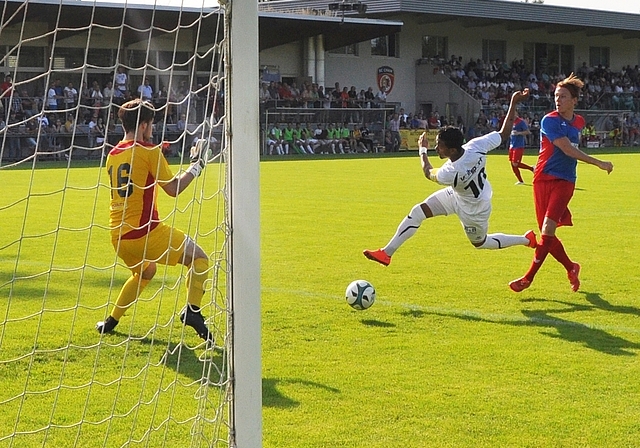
[0,69,222,161]
[437,55,640,112]
[260,80,390,109]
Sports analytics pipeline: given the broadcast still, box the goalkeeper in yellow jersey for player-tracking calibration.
[97,98,213,343]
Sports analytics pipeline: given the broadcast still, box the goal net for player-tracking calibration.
[0,0,260,446]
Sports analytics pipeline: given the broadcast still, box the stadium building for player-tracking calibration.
[2,0,639,131]
[259,0,640,125]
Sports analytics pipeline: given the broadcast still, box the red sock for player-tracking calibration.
[549,237,574,272]
[518,162,534,171]
[524,234,554,281]
[511,165,524,183]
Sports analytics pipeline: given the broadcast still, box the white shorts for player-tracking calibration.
[425,187,491,244]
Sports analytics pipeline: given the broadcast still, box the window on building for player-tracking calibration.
[560,45,574,75]
[7,46,46,68]
[158,51,190,69]
[329,44,359,56]
[589,46,610,68]
[196,51,214,72]
[523,42,575,76]
[421,36,447,60]
[87,49,115,68]
[128,50,152,69]
[371,34,398,57]
[52,47,84,69]
[482,39,506,65]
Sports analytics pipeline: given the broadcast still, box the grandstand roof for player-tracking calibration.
[2,0,402,52]
[260,0,640,39]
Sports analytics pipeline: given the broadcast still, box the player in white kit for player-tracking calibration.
[364,89,536,266]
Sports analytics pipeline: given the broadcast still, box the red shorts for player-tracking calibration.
[509,147,524,163]
[533,178,574,230]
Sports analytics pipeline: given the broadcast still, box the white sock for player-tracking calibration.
[478,233,529,249]
[383,204,427,256]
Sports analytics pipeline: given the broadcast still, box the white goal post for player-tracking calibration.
[0,0,261,446]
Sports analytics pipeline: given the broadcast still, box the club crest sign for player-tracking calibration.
[377,66,394,94]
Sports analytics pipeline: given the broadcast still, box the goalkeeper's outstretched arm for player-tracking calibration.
[162,138,210,197]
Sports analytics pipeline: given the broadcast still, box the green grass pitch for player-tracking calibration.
[2,149,640,447]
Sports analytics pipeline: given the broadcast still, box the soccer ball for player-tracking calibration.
[345,280,376,310]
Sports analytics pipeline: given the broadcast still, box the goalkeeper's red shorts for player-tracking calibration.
[112,223,187,275]
[533,178,574,230]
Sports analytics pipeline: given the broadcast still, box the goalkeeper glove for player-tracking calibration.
[187,139,210,177]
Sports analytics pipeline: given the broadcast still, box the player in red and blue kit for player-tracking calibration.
[510,74,613,293]
[509,110,533,185]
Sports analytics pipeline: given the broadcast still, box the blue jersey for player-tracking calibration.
[534,111,585,183]
[509,117,528,149]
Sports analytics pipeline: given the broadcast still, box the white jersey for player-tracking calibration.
[435,131,501,213]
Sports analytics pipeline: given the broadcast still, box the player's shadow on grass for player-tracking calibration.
[425,301,640,356]
[262,377,340,408]
[137,336,226,385]
[361,319,395,328]
[522,292,640,318]
[518,308,640,356]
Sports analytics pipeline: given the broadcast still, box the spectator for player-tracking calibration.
[88,116,98,147]
[388,112,401,152]
[45,81,60,113]
[0,74,13,113]
[427,112,441,129]
[90,81,104,118]
[330,82,341,107]
[114,66,128,98]
[20,90,36,118]
[375,86,387,106]
[364,87,375,108]
[64,113,77,133]
[23,116,39,152]
[137,78,153,102]
[358,123,374,152]
[177,113,187,132]
[300,84,313,108]
[259,82,271,103]
[103,81,114,107]
[54,79,64,111]
[339,87,349,108]
[348,86,358,108]
[64,82,78,110]
[4,112,22,161]
[384,130,395,153]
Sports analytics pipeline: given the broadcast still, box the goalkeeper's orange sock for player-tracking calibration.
[111,274,150,321]
[186,257,209,309]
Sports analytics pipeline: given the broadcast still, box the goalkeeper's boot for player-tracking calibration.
[509,277,531,293]
[180,305,214,343]
[96,316,119,334]
[524,230,538,248]
[567,263,581,292]
[363,248,391,266]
